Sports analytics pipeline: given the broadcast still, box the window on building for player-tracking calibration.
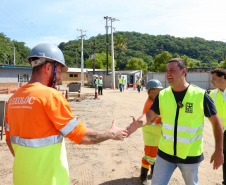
[74,74,78,77]
[18,74,29,83]
[69,74,73,77]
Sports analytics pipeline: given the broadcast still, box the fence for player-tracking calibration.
[146,72,213,90]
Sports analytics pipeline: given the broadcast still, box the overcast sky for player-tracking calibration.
[1,0,226,49]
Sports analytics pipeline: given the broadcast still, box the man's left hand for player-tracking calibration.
[210,150,224,170]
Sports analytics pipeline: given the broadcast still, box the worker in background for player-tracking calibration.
[98,76,103,95]
[127,58,224,185]
[141,78,145,91]
[122,76,126,92]
[209,68,226,185]
[136,76,142,93]
[4,43,127,185]
[139,79,163,185]
[94,75,99,91]
[119,75,122,92]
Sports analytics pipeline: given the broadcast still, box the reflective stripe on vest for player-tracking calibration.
[147,115,161,126]
[159,85,205,159]
[143,156,155,165]
[119,78,122,84]
[210,89,226,132]
[5,122,9,131]
[60,117,79,136]
[10,135,63,147]
[162,133,202,144]
[162,123,204,133]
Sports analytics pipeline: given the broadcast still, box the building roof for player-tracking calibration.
[0,64,32,69]
[109,70,142,74]
[67,68,107,73]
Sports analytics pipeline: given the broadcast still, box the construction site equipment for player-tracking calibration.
[78,90,81,98]
[65,90,69,100]
[68,83,81,93]
[0,100,7,140]
[134,84,136,90]
[146,79,163,90]
[7,87,10,94]
[111,83,113,89]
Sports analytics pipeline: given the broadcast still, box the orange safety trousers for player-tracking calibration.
[142,145,158,169]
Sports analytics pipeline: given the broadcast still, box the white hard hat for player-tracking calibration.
[100,76,103,78]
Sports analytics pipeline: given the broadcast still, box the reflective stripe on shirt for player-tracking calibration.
[60,117,79,136]
[5,122,9,131]
[162,123,204,133]
[162,133,202,144]
[10,135,63,147]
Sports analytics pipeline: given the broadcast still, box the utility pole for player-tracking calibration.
[89,42,98,75]
[76,48,78,68]
[104,16,109,75]
[11,47,16,65]
[108,17,119,89]
[77,29,87,87]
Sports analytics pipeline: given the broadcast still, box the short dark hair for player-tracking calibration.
[210,68,226,79]
[168,58,187,77]
[32,61,54,74]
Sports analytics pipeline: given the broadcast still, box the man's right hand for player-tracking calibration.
[110,119,128,140]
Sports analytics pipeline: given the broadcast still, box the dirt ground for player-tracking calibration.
[0,86,223,185]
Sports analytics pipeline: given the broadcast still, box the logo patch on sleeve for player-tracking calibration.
[185,102,193,113]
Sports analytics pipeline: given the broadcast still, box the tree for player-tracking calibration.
[85,52,117,69]
[149,51,172,72]
[114,35,128,70]
[125,58,148,74]
[218,60,226,68]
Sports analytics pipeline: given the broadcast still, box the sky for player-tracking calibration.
[1,0,226,49]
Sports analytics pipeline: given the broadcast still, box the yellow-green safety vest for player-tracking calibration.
[98,79,103,87]
[119,78,122,84]
[95,79,98,85]
[137,79,141,86]
[210,89,226,132]
[122,79,126,85]
[159,85,205,159]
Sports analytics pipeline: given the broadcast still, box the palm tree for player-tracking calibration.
[114,35,128,70]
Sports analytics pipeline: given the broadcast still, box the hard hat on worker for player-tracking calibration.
[146,79,163,90]
[26,43,68,72]
[100,76,103,78]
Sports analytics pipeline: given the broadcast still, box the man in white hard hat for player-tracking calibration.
[4,43,127,185]
[98,76,103,95]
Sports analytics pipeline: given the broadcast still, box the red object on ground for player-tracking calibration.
[65,90,69,100]
[110,83,113,89]
[134,84,136,90]
[78,90,81,98]
[7,87,10,94]
[95,91,98,99]
[126,84,128,90]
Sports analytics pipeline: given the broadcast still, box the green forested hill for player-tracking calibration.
[59,31,226,69]
[0,33,30,66]
[1,31,226,69]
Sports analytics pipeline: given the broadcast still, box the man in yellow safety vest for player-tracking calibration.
[136,76,142,93]
[210,68,226,185]
[122,77,126,92]
[126,58,224,185]
[119,75,122,92]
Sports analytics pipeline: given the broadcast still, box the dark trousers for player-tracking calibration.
[137,85,141,93]
[119,84,122,92]
[223,132,226,184]
[98,86,102,95]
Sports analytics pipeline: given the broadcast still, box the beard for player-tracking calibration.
[47,72,54,88]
